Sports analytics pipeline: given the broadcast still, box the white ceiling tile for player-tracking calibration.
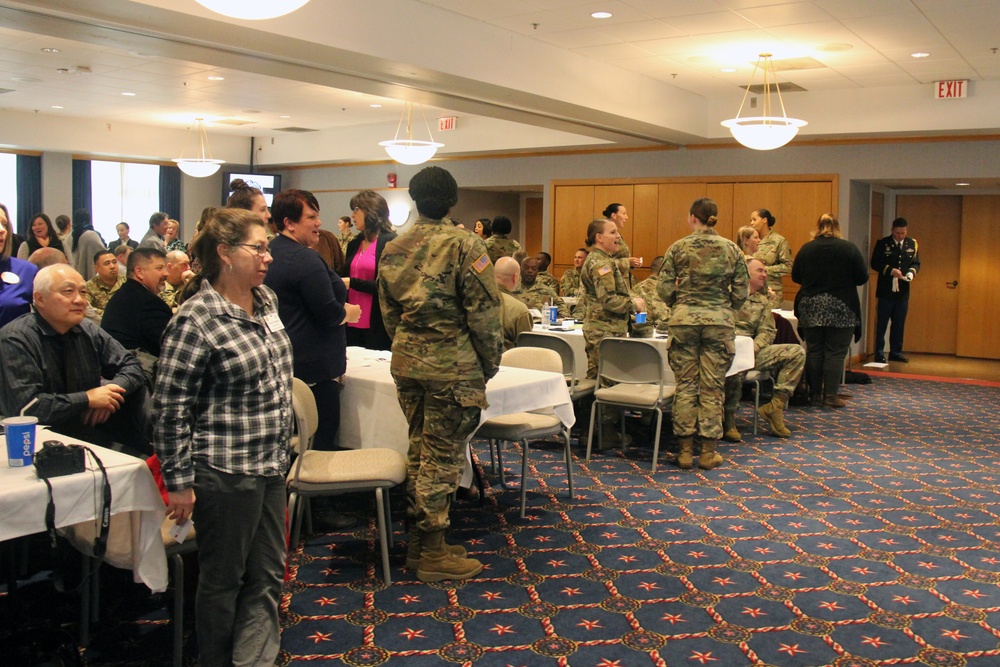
[662,11,759,35]
[424,0,539,20]
[532,28,621,49]
[813,0,917,20]
[487,10,587,34]
[572,42,655,60]
[620,0,728,18]
[542,0,654,26]
[734,3,835,28]
[597,19,686,42]
[841,72,919,86]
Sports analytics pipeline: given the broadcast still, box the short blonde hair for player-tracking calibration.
[814,214,842,239]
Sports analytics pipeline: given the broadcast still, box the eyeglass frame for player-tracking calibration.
[233,243,272,258]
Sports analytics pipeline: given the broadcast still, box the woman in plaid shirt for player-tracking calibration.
[152,208,293,667]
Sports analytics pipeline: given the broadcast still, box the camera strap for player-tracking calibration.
[41,446,112,559]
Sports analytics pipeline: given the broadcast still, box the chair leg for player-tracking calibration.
[289,491,303,549]
[171,552,184,667]
[585,401,598,461]
[375,488,391,586]
[383,488,394,549]
[650,409,664,473]
[752,379,761,435]
[497,440,508,489]
[488,438,497,474]
[471,461,486,506]
[563,428,574,500]
[519,438,529,519]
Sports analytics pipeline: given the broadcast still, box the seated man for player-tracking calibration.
[101,248,172,383]
[512,256,569,319]
[534,251,562,294]
[113,242,132,276]
[0,264,148,453]
[159,249,191,309]
[85,249,125,322]
[494,257,532,351]
[27,246,68,269]
[723,258,805,441]
[631,255,671,333]
[560,247,588,298]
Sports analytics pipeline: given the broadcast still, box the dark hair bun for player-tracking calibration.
[229,178,249,190]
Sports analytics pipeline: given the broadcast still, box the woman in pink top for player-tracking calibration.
[344,190,397,350]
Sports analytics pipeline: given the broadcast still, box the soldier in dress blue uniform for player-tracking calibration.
[871,217,920,363]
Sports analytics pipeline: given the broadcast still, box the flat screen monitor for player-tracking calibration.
[222,172,281,206]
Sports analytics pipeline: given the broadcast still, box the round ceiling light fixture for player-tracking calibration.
[195,0,310,20]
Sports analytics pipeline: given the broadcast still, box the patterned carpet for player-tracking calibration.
[278,376,1000,667]
[5,375,1000,666]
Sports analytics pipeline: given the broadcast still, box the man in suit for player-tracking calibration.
[871,217,920,363]
[108,222,140,252]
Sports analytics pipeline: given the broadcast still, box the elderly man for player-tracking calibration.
[101,248,172,384]
[513,256,568,319]
[534,252,562,294]
[0,264,148,452]
[85,249,125,320]
[159,249,191,309]
[723,258,805,441]
[27,247,69,269]
[494,256,532,351]
[139,211,169,250]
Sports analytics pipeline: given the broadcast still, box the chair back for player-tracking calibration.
[501,346,562,375]
[598,338,664,386]
[516,331,576,382]
[291,378,318,456]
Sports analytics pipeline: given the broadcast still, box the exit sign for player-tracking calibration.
[935,80,968,99]
[438,116,457,131]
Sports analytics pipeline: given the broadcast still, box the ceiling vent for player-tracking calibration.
[743,81,808,94]
[770,57,825,71]
[211,118,255,126]
[274,126,319,133]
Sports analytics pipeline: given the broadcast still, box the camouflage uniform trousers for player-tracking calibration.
[668,325,735,439]
[393,375,487,533]
[723,343,806,416]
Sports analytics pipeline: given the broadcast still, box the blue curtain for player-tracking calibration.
[72,159,92,215]
[159,165,181,220]
[15,154,42,236]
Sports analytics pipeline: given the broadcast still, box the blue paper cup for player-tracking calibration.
[4,416,38,467]
[635,312,647,324]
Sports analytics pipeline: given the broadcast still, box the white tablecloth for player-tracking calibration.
[530,325,754,383]
[337,347,575,456]
[0,429,168,592]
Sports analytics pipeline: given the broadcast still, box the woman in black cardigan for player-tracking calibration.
[345,190,397,350]
[792,214,869,408]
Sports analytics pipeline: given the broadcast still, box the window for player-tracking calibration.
[91,161,160,243]
[0,153,17,227]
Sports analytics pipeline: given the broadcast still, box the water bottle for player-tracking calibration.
[541,300,551,330]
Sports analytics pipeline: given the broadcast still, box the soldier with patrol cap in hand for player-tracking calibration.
[871,217,920,364]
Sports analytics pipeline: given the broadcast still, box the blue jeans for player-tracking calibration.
[193,462,286,667]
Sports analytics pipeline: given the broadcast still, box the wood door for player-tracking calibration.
[957,196,1000,359]
[781,181,834,304]
[866,191,885,354]
[524,197,542,255]
[733,182,783,234]
[552,185,594,269]
[895,195,961,355]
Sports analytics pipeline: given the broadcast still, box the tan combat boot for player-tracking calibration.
[722,412,742,443]
[406,529,468,571]
[677,436,695,470]
[416,530,483,582]
[698,437,723,470]
[758,394,791,438]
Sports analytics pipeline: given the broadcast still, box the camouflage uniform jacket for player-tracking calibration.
[581,247,634,335]
[484,235,521,265]
[498,286,532,351]
[560,267,582,297]
[734,289,776,354]
[753,230,792,297]
[658,228,749,328]
[537,271,561,294]
[85,275,125,314]
[378,215,503,381]
[339,231,357,255]
[633,275,671,331]
[612,236,633,287]
[160,281,181,310]
[512,281,569,319]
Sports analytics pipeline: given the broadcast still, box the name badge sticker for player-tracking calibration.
[1,271,20,285]
[264,312,285,333]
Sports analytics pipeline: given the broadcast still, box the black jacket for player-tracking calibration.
[101,278,173,356]
[871,235,920,300]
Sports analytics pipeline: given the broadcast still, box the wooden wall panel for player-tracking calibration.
[781,181,834,303]
[524,196,543,256]
[593,185,634,253]
[957,196,1000,358]
[631,184,658,283]
[657,183,707,254]
[733,182,783,234]
[552,186,594,268]
[707,183,735,244]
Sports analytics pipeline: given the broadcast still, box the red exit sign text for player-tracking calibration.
[438,116,457,131]
[935,80,968,99]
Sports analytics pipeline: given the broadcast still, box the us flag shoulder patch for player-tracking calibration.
[472,253,491,273]
[598,266,612,276]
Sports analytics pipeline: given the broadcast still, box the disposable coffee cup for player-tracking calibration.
[635,312,647,324]
[4,416,38,467]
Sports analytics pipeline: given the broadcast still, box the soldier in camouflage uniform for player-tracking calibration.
[159,250,191,310]
[560,248,588,298]
[534,252,562,294]
[484,215,521,264]
[494,257,533,351]
[378,166,503,583]
[723,258,805,441]
[85,249,125,321]
[603,203,642,288]
[631,255,671,334]
[513,257,569,318]
[750,208,792,308]
[659,198,749,470]
[337,215,357,255]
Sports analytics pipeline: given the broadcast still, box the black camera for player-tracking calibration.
[34,440,87,479]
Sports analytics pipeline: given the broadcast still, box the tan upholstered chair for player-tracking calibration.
[516,331,596,402]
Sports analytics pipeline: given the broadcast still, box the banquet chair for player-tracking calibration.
[743,370,774,435]
[586,338,676,472]
[516,331,596,402]
[286,378,406,585]
[474,347,574,518]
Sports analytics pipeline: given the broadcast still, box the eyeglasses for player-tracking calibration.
[234,243,271,258]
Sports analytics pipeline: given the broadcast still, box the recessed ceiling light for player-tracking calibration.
[956,182,970,186]
[369,103,382,108]
[591,11,613,19]
[911,52,931,58]
[41,47,60,54]
[720,68,737,73]
[51,105,63,109]
[207,75,225,81]
[279,115,291,119]
[121,92,136,96]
